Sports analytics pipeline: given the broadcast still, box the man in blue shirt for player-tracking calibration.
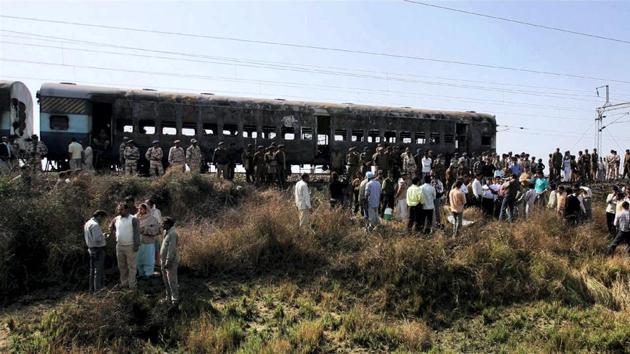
[533,171,549,206]
[364,171,381,231]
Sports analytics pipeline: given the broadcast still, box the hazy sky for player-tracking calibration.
[1,0,629,160]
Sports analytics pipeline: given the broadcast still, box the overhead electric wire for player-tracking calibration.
[0,56,594,113]
[402,0,630,46]
[1,14,629,84]
[0,30,605,101]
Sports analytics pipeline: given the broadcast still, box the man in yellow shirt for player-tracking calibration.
[406,177,423,233]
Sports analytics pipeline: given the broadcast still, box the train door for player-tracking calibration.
[316,114,330,166]
[91,102,113,169]
[456,123,469,152]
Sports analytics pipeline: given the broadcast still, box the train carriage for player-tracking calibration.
[37,82,496,170]
[0,80,33,149]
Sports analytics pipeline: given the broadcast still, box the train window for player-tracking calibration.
[223,124,239,136]
[334,129,347,141]
[116,119,133,133]
[317,134,328,146]
[139,120,155,135]
[162,121,177,136]
[444,134,454,144]
[50,115,69,130]
[282,127,295,140]
[203,123,217,135]
[301,127,313,141]
[243,125,257,139]
[351,130,364,142]
[367,130,380,143]
[401,131,412,144]
[430,132,440,145]
[182,123,197,137]
[384,131,397,143]
[482,136,492,146]
[262,126,277,139]
[415,132,426,145]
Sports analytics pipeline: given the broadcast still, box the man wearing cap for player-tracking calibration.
[84,210,108,293]
[346,147,360,179]
[25,134,48,173]
[145,140,164,176]
[265,145,278,184]
[360,147,372,175]
[118,137,129,171]
[123,140,140,175]
[186,139,203,173]
[372,147,388,177]
[168,140,186,172]
[242,144,255,183]
[212,142,229,179]
[254,146,266,185]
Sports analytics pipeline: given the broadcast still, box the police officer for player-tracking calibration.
[212,142,229,179]
[26,134,48,173]
[346,147,360,179]
[253,146,266,185]
[276,144,287,188]
[118,137,129,171]
[168,140,186,172]
[186,138,203,173]
[241,144,255,183]
[145,140,164,177]
[123,140,140,175]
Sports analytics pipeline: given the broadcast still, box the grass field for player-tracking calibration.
[1,173,629,353]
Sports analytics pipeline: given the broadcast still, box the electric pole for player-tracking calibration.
[596,85,630,153]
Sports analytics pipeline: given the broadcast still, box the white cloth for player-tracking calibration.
[68,141,83,159]
[421,157,432,173]
[395,199,408,220]
[472,179,483,198]
[114,215,134,245]
[562,158,572,182]
[83,146,93,170]
[606,193,616,214]
[294,180,311,210]
[420,183,436,210]
[151,206,163,224]
[460,184,468,194]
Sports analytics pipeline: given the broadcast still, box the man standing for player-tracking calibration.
[365,171,382,231]
[123,140,140,176]
[253,146,266,185]
[608,202,630,256]
[421,152,432,178]
[420,175,436,234]
[0,136,11,174]
[68,138,83,170]
[84,210,108,294]
[591,148,599,182]
[83,143,94,172]
[552,148,562,182]
[109,204,140,289]
[607,150,619,180]
[212,142,229,179]
[431,172,445,228]
[161,217,179,304]
[500,174,520,222]
[26,134,48,173]
[242,144,255,183]
[294,173,312,229]
[168,140,186,172]
[624,149,630,180]
[118,137,129,171]
[145,140,164,177]
[449,180,466,237]
[186,139,203,173]
[471,173,484,207]
[406,176,423,233]
[346,147,361,180]
[401,147,417,177]
[276,144,287,188]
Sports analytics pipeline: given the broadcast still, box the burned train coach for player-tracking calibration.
[37,82,496,166]
[0,80,33,149]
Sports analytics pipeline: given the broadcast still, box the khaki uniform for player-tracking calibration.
[25,140,48,172]
[123,145,140,175]
[242,149,255,183]
[186,145,203,173]
[168,146,186,172]
[346,151,360,178]
[145,147,164,176]
[254,150,265,183]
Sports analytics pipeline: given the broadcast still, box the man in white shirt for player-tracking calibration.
[294,173,312,229]
[471,173,484,207]
[421,153,432,178]
[420,175,436,234]
[109,203,141,289]
[68,138,84,170]
[84,210,107,293]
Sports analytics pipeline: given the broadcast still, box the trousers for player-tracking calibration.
[299,209,310,229]
[607,230,630,255]
[149,160,164,176]
[69,158,82,170]
[116,244,137,289]
[125,160,137,175]
[136,243,156,277]
[88,247,106,293]
[162,261,179,302]
[420,208,434,234]
[452,212,463,237]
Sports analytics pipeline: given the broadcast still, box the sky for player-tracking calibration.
[0,0,629,161]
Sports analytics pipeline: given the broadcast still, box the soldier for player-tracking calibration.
[583,149,592,182]
[119,137,129,171]
[145,140,164,177]
[552,148,563,182]
[25,134,48,173]
[401,147,417,177]
[433,155,446,183]
[212,142,229,179]
[265,145,278,184]
[445,159,458,189]
[253,146,266,185]
[241,144,255,183]
[623,149,630,180]
[276,144,287,187]
[186,139,203,173]
[372,146,388,176]
[591,148,599,181]
[168,140,186,172]
[8,135,20,171]
[123,140,140,175]
[548,153,554,181]
[360,147,372,175]
[227,143,239,180]
[330,148,345,174]
[346,147,360,179]
[577,151,585,182]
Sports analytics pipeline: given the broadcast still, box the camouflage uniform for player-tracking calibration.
[275,147,287,187]
[145,146,164,176]
[253,147,266,184]
[346,149,360,178]
[372,150,388,175]
[186,144,203,173]
[242,147,255,183]
[25,139,48,172]
[123,144,140,175]
[212,144,229,179]
[168,145,186,172]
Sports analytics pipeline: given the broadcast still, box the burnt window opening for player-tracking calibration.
[456,123,468,135]
[334,129,347,142]
[401,131,412,144]
[317,134,329,146]
[222,124,239,137]
[351,129,364,142]
[243,125,258,139]
[415,132,426,145]
[50,115,69,131]
[367,130,381,143]
[203,123,217,135]
[301,127,313,141]
[444,134,455,144]
[262,126,277,140]
[117,119,133,133]
[384,131,397,143]
[430,132,440,145]
[282,126,295,140]
[139,120,155,135]
[482,136,492,146]
[182,123,197,137]
[162,121,177,136]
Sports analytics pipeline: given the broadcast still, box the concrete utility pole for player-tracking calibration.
[596,85,630,153]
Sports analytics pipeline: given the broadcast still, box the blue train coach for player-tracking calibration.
[0,80,33,149]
